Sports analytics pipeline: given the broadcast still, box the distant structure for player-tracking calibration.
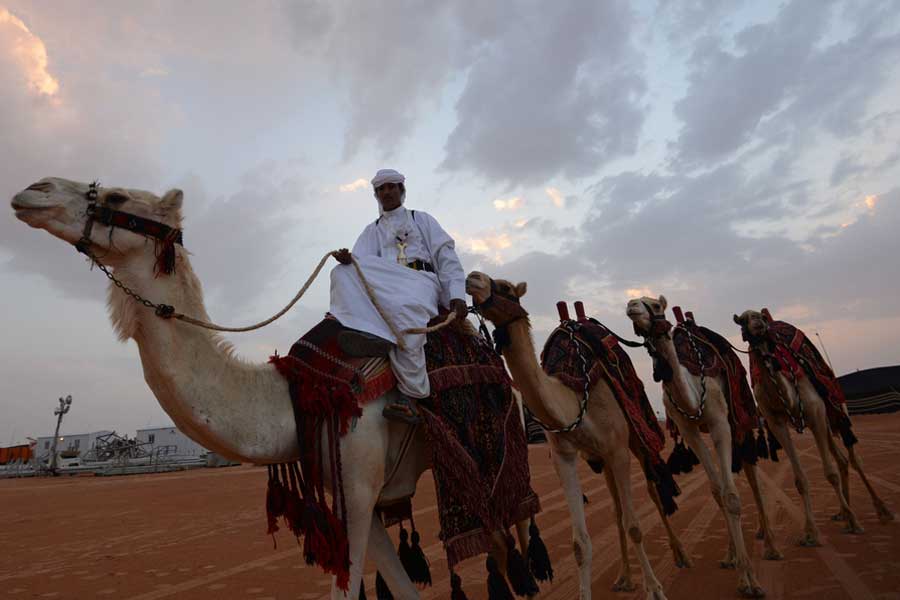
[34,430,113,466]
[838,366,900,415]
[135,426,208,457]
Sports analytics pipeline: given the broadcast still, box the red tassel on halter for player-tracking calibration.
[153,230,180,277]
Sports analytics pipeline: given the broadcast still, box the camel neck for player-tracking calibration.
[501,319,573,429]
[653,334,701,415]
[118,262,298,463]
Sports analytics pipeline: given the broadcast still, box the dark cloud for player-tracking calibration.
[441,1,646,185]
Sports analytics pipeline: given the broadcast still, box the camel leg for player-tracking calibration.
[824,433,852,522]
[331,485,378,600]
[368,516,420,600]
[807,408,863,534]
[608,447,666,600]
[742,463,783,560]
[765,416,821,546]
[646,477,692,568]
[842,440,895,523]
[678,426,735,567]
[605,466,636,592]
[549,443,593,600]
[707,419,764,598]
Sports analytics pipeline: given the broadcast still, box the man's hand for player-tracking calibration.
[449,298,468,322]
[333,248,352,265]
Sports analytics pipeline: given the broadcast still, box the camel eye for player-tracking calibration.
[106,192,128,205]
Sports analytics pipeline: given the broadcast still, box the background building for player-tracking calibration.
[135,426,208,457]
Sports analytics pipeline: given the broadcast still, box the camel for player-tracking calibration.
[626,296,769,598]
[734,310,894,546]
[10,177,535,600]
[467,272,685,600]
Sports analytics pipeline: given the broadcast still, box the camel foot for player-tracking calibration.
[644,585,667,600]
[876,501,895,523]
[611,575,636,593]
[755,528,765,540]
[831,511,849,522]
[719,558,737,570]
[763,548,784,561]
[843,522,865,535]
[798,533,822,547]
[738,584,766,598]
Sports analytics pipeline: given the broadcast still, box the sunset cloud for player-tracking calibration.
[1,7,59,97]
[546,187,564,208]
[339,178,369,192]
[493,196,523,211]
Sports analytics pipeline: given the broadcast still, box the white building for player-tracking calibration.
[135,426,208,457]
[34,430,112,465]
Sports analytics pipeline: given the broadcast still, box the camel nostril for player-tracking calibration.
[26,182,54,193]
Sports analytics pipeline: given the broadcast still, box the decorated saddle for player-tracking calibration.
[748,319,856,447]
[540,317,679,515]
[670,320,763,472]
[265,313,544,593]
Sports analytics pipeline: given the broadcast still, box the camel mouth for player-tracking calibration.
[625,309,644,318]
[11,190,61,213]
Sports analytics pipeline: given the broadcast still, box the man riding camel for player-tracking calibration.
[331,168,467,425]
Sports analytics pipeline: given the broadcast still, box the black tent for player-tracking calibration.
[837,366,900,415]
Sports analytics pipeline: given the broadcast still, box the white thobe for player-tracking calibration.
[329,206,466,398]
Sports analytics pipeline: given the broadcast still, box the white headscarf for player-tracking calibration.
[372,169,406,215]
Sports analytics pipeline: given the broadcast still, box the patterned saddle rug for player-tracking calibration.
[540,318,679,514]
[749,320,856,447]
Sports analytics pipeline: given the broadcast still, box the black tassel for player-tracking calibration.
[840,420,858,448]
[359,578,367,600]
[652,461,680,516]
[766,427,781,462]
[756,428,769,460]
[527,518,554,583]
[451,572,470,600]
[582,493,589,505]
[486,555,515,600]
[505,534,539,596]
[375,571,393,600]
[732,444,742,474]
[408,529,432,587]
[397,525,416,580]
[686,444,700,468]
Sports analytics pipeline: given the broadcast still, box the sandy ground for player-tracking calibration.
[2,414,899,600]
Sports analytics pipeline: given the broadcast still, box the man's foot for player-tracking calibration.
[383,394,423,425]
[337,329,393,358]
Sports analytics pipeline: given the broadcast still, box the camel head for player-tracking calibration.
[625,294,670,337]
[11,177,184,271]
[465,271,528,325]
[733,309,768,341]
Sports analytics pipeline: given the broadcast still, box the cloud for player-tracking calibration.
[493,196,523,211]
[441,2,646,185]
[0,6,58,96]
[671,0,900,168]
[339,178,368,192]
[545,187,565,208]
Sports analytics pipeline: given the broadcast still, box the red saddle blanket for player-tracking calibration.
[749,320,856,446]
[540,319,678,514]
[672,322,758,445]
[266,315,541,586]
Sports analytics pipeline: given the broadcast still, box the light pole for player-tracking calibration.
[48,395,73,475]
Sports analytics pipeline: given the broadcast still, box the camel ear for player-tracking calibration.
[733,314,742,325]
[515,282,528,297]
[159,189,184,213]
[658,295,667,311]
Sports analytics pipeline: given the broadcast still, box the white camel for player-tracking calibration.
[10,177,533,600]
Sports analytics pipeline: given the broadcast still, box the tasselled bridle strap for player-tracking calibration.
[75,181,184,275]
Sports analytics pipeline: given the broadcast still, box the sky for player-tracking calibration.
[1,0,899,445]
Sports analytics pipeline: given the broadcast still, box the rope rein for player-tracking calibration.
[82,246,456,348]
